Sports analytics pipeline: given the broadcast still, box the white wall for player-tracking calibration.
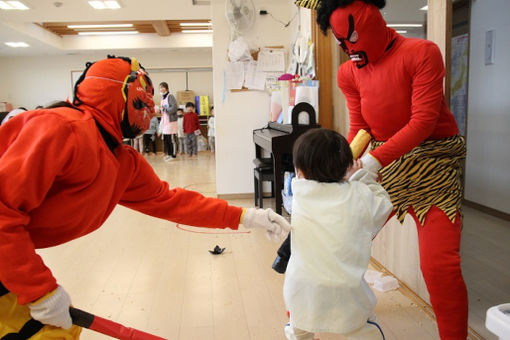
[0,50,212,110]
[465,0,510,214]
[212,0,299,195]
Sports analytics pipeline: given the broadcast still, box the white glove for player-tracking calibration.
[241,208,290,242]
[361,153,382,174]
[29,285,72,329]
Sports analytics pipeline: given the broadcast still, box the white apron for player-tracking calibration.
[284,171,392,334]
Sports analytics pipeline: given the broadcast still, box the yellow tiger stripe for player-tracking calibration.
[372,135,466,225]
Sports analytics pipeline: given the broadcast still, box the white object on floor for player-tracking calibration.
[486,303,510,340]
[364,269,383,284]
[373,276,399,292]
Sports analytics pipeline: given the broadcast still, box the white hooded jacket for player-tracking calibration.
[284,169,393,334]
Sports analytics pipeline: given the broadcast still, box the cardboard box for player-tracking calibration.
[176,90,195,106]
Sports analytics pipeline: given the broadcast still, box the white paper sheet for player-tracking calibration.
[225,62,245,90]
[257,48,285,72]
[244,61,266,90]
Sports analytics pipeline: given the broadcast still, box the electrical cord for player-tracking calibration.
[262,10,299,28]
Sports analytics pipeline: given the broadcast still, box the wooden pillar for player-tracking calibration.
[427,0,453,104]
[311,10,333,129]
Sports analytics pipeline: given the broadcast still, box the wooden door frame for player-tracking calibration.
[428,0,453,104]
[311,10,333,129]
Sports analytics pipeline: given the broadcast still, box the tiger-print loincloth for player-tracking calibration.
[371,135,466,225]
[294,0,321,10]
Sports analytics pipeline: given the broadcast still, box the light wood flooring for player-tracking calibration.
[36,151,504,340]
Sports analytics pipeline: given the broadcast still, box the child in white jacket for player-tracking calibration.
[283,128,393,340]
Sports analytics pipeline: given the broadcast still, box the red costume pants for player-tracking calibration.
[411,206,468,340]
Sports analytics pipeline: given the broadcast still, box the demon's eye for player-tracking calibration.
[349,31,358,43]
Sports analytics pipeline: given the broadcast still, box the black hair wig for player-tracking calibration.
[317,0,386,34]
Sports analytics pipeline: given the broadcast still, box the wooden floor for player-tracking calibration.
[461,206,510,340]
[36,152,471,340]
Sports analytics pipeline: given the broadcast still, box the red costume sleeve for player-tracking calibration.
[339,42,450,167]
[119,147,242,229]
[0,115,76,304]
[338,66,370,143]
[370,43,445,166]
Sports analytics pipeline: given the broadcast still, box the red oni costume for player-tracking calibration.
[0,57,243,338]
[329,1,468,339]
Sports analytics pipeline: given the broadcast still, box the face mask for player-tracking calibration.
[120,60,155,138]
[329,2,390,69]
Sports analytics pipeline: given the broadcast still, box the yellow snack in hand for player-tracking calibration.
[350,129,372,159]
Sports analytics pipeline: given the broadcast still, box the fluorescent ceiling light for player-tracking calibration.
[68,24,133,29]
[182,29,213,33]
[78,31,138,35]
[387,23,423,28]
[88,1,105,9]
[180,22,212,27]
[104,1,120,9]
[396,30,408,34]
[5,41,29,47]
[0,1,29,10]
[7,0,28,9]
[88,1,120,9]
[420,5,428,11]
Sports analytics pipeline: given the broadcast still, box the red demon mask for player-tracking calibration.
[329,1,392,68]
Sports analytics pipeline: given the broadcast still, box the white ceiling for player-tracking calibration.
[0,0,430,57]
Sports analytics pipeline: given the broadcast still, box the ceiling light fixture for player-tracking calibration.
[5,41,30,47]
[387,23,423,28]
[0,1,29,10]
[180,22,212,27]
[68,24,133,29]
[78,31,139,35]
[396,30,408,34]
[88,0,120,9]
[181,29,213,33]
[104,0,120,9]
[420,5,428,11]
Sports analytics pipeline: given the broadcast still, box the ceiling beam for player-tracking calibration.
[152,20,171,36]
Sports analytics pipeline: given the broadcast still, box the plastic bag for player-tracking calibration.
[197,135,208,151]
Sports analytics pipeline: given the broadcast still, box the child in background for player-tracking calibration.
[143,115,159,155]
[132,134,143,154]
[183,102,200,157]
[207,106,215,153]
[176,108,185,155]
[283,128,393,340]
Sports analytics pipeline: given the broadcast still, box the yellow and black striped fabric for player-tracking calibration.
[0,282,81,339]
[371,135,466,225]
[295,0,322,10]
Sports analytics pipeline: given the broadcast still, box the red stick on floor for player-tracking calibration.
[70,307,166,340]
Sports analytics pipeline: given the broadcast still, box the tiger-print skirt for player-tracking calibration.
[371,135,466,225]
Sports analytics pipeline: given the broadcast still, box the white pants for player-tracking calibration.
[284,318,384,340]
[133,135,144,153]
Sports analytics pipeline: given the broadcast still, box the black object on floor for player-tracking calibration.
[209,245,225,255]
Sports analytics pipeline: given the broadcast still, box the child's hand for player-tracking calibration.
[344,159,362,180]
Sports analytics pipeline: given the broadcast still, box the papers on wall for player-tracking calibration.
[243,61,266,90]
[225,62,245,90]
[257,48,285,72]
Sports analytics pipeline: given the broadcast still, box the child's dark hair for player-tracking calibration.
[317,0,386,34]
[293,128,353,182]
[159,82,169,90]
[185,102,195,108]
[177,108,184,112]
